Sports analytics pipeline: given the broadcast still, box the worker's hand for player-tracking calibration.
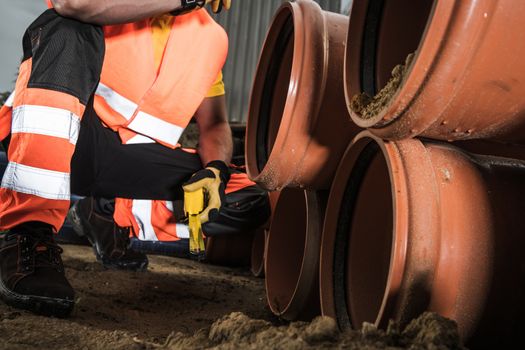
[183,160,230,224]
[205,0,231,13]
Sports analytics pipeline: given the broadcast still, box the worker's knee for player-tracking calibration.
[22,9,105,104]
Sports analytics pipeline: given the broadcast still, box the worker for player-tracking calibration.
[0,0,269,317]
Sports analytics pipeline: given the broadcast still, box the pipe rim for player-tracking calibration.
[321,131,445,329]
[320,131,415,328]
[265,188,323,320]
[320,134,525,344]
[345,0,453,129]
[350,135,408,328]
[250,227,267,277]
[246,0,327,188]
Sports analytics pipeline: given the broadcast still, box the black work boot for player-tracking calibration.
[67,197,148,271]
[0,222,75,317]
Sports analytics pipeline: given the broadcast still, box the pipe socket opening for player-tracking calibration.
[255,10,295,173]
[347,0,434,122]
[333,140,394,327]
[266,188,307,315]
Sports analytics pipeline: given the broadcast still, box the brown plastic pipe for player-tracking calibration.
[454,139,525,162]
[205,233,253,267]
[319,131,525,347]
[345,0,525,143]
[265,188,328,321]
[246,0,360,191]
[250,227,268,277]
[250,191,280,277]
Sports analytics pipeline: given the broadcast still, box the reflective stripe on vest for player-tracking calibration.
[5,91,15,107]
[95,10,228,147]
[131,199,189,241]
[132,199,157,241]
[127,111,184,147]
[0,59,84,204]
[12,105,80,144]
[94,83,175,144]
[126,134,156,144]
[95,82,136,121]
[1,161,70,200]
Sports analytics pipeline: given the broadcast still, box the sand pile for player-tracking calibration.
[350,53,415,120]
[164,311,465,349]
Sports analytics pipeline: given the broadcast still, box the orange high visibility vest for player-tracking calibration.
[45,1,228,147]
[94,11,228,147]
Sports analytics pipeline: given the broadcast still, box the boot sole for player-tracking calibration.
[68,203,149,272]
[99,255,149,271]
[0,277,74,318]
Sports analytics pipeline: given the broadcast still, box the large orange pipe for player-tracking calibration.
[250,191,280,278]
[345,0,525,143]
[320,131,525,347]
[265,188,327,321]
[205,233,253,267]
[246,0,360,191]
[250,227,268,278]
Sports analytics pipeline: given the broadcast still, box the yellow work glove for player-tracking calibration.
[206,0,231,13]
[182,161,230,224]
[171,0,231,16]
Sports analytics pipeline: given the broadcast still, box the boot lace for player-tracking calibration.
[17,229,64,273]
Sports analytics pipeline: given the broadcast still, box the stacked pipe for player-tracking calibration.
[319,0,525,348]
[246,0,525,347]
[245,0,361,320]
[250,191,280,278]
[319,133,525,348]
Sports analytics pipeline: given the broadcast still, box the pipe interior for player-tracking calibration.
[251,228,266,274]
[266,188,307,312]
[360,0,434,95]
[342,142,393,326]
[256,11,295,172]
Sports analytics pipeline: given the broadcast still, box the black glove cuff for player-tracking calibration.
[206,160,230,184]
[171,0,205,16]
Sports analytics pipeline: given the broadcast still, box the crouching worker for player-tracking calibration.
[0,0,269,317]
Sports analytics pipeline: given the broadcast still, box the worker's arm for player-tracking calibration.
[194,95,233,166]
[51,0,230,25]
[182,95,232,224]
[51,0,183,24]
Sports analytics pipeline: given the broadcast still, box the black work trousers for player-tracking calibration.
[70,99,270,236]
[71,98,202,201]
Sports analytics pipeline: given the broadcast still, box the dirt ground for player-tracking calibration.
[0,244,271,349]
[0,244,466,350]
